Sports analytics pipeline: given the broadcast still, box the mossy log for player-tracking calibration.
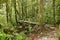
[17,20,39,26]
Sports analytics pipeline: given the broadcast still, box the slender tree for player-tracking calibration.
[53,0,56,25]
[13,0,18,24]
[17,0,21,20]
[9,0,12,23]
[5,0,12,23]
[31,0,35,22]
[57,3,60,40]
[5,0,9,23]
[39,0,43,27]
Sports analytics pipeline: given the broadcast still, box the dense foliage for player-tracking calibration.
[0,0,60,40]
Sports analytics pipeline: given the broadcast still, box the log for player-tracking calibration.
[18,20,39,26]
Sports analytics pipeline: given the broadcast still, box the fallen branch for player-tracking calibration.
[18,20,39,26]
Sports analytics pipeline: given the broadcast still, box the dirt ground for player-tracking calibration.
[27,26,58,40]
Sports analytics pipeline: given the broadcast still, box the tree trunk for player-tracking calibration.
[39,0,43,27]
[5,0,9,23]
[53,0,56,25]
[58,24,60,40]
[13,0,18,24]
[21,0,24,20]
[37,0,44,32]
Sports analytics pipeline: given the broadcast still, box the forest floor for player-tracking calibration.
[36,29,58,40]
[28,26,58,40]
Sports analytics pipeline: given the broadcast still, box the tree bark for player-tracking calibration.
[58,24,60,40]
[5,0,9,23]
[39,0,43,27]
[13,0,18,24]
[53,0,56,25]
